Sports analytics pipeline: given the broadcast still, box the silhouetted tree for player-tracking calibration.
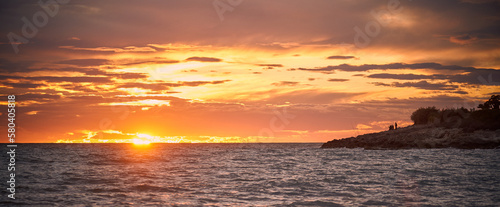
[478,95,499,110]
[488,95,499,109]
[411,107,439,125]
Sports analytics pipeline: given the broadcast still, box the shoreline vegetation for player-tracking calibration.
[322,95,500,149]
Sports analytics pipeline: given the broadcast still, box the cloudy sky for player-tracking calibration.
[0,0,499,143]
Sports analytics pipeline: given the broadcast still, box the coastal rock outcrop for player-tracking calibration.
[321,125,500,149]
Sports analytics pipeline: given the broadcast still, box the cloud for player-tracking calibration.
[1,82,45,88]
[15,93,62,101]
[367,73,447,80]
[449,34,478,45]
[60,84,99,93]
[62,68,149,79]
[271,81,300,86]
[327,78,349,82]
[108,72,148,79]
[0,75,113,83]
[327,55,356,60]
[119,58,180,66]
[372,81,458,90]
[256,64,284,68]
[185,57,222,62]
[57,59,109,66]
[301,62,500,85]
[0,58,36,73]
[115,83,169,90]
[452,90,469,94]
[368,71,500,86]
[1,0,499,58]
[59,46,157,53]
[460,0,500,3]
[298,62,486,72]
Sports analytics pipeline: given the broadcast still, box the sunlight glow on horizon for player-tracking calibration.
[132,138,151,145]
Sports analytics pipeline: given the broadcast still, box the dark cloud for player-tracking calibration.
[256,64,284,67]
[15,93,62,101]
[80,68,109,76]
[448,71,500,85]
[327,56,356,60]
[0,75,113,83]
[299,62,486,72]
[460,0,500,4]
[449,34,478,45]
[327,78,349,82]
[368,71,500,86]
[372,81,458,90]
[0,58,36,73]
[1,82,45,88]
[302,62,500,85]
[57,59,109,66]
[271,81,300,86]
[185,57,222,62]
[182,80,231,86]
[120,59,180,66]
[108,72,148,79]
[60,84,99,93]
[367,73,447,80]
[452,90,469,94]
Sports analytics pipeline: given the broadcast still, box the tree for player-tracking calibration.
[488,95,499,110]
[411,107,439,125]
[478,95,499,110]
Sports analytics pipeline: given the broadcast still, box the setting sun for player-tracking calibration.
[132,138,151,145]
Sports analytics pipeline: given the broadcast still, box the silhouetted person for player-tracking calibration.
[395,122,397,130]
[389,125,394,130]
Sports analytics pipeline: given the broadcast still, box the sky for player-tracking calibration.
[0,0,499,143]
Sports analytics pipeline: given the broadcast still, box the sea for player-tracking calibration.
[1,143,499,206]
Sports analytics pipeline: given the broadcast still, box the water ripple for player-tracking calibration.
[1,144,499,206]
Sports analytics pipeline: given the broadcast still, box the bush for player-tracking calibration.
[411,107,439,125]
[460,109,500,132]
[409,95,499,131]
[438,108,469,128]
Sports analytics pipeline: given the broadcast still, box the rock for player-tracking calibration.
[321,125,500,149]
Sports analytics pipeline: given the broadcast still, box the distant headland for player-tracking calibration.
[322,95,500,149]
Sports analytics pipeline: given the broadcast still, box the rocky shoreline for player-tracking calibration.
[321,125,500,149]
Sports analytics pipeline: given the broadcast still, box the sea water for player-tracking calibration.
[1,143,499,206]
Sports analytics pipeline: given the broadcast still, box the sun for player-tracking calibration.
[131,133,155,145]
[132,138,151,145]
